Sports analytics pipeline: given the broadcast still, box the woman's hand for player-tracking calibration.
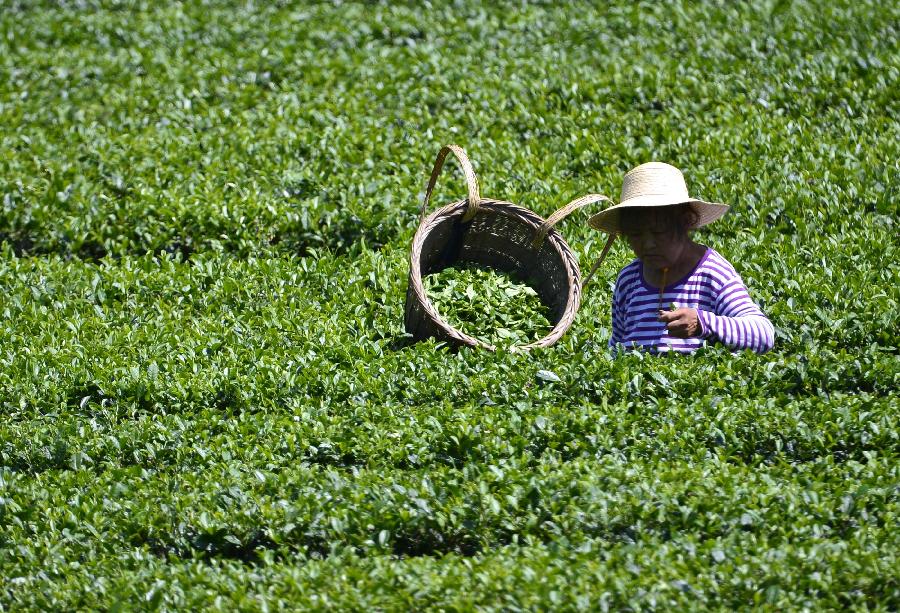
[658,307,702,338]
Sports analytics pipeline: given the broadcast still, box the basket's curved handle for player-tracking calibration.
[531,193,611,249]
[530,193,618,290]
[419,145,481,225]
[581,233,617,289]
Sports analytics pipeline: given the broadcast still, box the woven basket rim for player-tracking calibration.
[408,197,582,351]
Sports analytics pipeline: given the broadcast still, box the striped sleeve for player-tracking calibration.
[697,270,775,354]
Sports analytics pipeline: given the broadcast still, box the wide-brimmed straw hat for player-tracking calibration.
[587,162,729,234]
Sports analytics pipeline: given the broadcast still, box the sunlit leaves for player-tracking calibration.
[1,0,899,610]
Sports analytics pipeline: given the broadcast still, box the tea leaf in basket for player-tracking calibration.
[424,264,552,347]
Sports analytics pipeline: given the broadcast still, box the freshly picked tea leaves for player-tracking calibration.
[424,264,552,346]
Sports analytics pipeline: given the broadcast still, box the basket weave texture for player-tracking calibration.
[404,145,610,351]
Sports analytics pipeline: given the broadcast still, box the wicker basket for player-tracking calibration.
[404,145,614,351]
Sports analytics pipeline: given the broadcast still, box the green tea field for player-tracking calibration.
[1,0,898,609]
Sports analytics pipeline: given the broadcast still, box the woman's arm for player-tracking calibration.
[697,276,775,353]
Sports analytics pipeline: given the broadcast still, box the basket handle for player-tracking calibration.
[530,193,618,289]
[419,145,481,224]
[581,233,617,288]
[531,193,611,249]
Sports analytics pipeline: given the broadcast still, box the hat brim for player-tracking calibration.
[587,196,729,234]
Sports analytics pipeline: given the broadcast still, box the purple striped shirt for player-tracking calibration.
[609,247,775,354]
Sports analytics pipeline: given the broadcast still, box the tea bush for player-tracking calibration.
[1,0,898,610]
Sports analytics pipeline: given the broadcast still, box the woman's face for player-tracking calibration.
[620,207,690,270]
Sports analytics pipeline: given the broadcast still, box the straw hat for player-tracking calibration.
[587,162,729,234]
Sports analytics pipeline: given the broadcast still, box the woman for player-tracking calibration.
[587,162,774,354]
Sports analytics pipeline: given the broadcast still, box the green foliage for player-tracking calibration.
[1,0,899,610]
[424,265,551,346]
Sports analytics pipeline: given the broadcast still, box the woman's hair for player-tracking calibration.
[618,203,700,236]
